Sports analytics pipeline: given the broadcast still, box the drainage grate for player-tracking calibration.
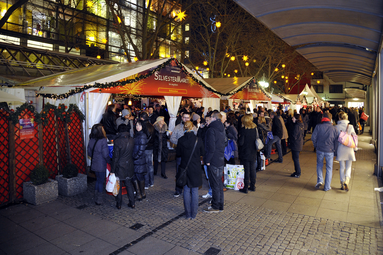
[204,247,221,255]
[130,223,144,230]
[76,205,88,210]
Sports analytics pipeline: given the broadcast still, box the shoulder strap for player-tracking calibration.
[185,137,198,171]
[90,139,100,169]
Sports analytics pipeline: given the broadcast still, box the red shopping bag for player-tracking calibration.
[360,112,369,121]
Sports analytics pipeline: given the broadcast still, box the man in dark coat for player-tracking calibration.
[265,111,283,163]
[111,124,135,209]
[101,104,118,140]
[148,106,158,124]
[140,112,156,188]
[204,112,226,213]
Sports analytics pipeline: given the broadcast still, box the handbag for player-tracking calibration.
[360,112,369,121]
[338,124,358,148]
[176,138,198,187]
[255,129,264,151]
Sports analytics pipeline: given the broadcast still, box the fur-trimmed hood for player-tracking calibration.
[154,122,168,133]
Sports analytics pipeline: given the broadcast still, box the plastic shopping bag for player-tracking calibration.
[106,173,116,192]
[112,178,120,196]
[224,164,244,189]
[234,171,244,191]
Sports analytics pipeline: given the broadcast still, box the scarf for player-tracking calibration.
[321,117,331,122]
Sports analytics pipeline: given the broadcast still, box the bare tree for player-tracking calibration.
[0,0,28,29]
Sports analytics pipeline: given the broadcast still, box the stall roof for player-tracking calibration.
[299,84,317,98]
[204,77,254,94]
[17,58,221,98]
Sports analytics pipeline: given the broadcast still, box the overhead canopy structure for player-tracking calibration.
[235,0,383,85]
[205,77,271,101]
[18,58,220,99]
[0,90,25,104]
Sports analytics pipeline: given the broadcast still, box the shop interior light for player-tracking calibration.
[259,81,269,88]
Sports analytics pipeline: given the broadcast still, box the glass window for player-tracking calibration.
[184,37,189,44]
[329,84,343,93]
[313,85,323,93]
[0,35,20,45]
[27,40,53,50]
[185,23,189,31]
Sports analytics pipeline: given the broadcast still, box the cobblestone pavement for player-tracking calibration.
[1,131,382,255]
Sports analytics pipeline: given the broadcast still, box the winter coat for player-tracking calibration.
[176,132,205,188]
[142,120,155,151]
[153,122,169,162]
[111,132,134,179]
[272,116,283,138]
[87,138,111,172]
[302,114,309,130]
[133,130,148,174]
[279,116,289,140]
[257,122,270,145]
[238,127,258,162]
[285,116,294,139]
[205,120,226,168]
[289,122,304,152]
[226,124,238,157]
[311,121,339,153]
[101,110,117,135]
[170,122,197,145]
[335,120,356,161]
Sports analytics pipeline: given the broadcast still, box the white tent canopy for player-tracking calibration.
[0,89,26,109]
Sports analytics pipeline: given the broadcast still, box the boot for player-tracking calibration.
[139,180,146,200]
[133,180,142,201]
[95,190,102,205]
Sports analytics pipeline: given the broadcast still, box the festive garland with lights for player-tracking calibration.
[35,103,57,125]
[8,103,36,125]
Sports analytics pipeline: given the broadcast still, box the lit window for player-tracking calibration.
[185,24,189,31]
[185,37,189,44]
[185,51,189,57]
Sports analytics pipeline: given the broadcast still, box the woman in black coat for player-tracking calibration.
[289,114,304,178]
[238,114,259,193]
[111,124,135,209]
[176,121,204,219]
[153,116,169,179]
[133,120,148,201]
[87,124,111,205]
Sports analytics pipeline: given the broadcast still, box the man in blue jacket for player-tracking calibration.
[204,112,226,213]
[311,112,339,191]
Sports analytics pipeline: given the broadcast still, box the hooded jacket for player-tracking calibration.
[289,122,304,152]
[87,138,111,172]
[133,130,148,174]
[153,122,169,162]
[312,120,339,153]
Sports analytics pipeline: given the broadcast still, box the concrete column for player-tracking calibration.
[377,50,383,176]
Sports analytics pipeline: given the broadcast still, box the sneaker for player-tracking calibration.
[324,187,332,192]
[150,184,154,187]
[344,183,349,191]
[315,182,323,189]
[145,186,149,190]
[204,206,219,213]
[340,182,344,190]
[290,173,300,178]
[202,193,212,199]
[174,192,181,198]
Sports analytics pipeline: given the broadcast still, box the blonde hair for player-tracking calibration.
[258,116,266,124]
[184,121,194,132]
[241,114,257,129]
[339,112,348,120]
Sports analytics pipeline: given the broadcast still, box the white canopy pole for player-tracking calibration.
[164,96,182,131]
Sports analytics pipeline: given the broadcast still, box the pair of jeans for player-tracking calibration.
[316,150,334,191]
[291,150,301,175]
[175,157,183,194]
[203,165,212,196]
[241,160,256,191]
[266,135,283,161]
[95,171,105,192]
[207,165,224,210]
[339,160,352,184]
[183,185,199,218]
[116,178,135,206]
[144,150,154,187]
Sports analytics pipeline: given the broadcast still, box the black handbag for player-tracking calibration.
[176,138,198,187]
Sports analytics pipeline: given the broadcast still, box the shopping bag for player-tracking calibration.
[224,164,244,189]
[338,125,357,148]
[234,172,244,191]
[360,112,369,121]
[106,173,116,192]
[260,151,266,171]
[112,178,120,196]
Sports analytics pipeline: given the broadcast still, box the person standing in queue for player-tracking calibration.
[289,114,304,178]
[153,116,170,179]
[204,112,226,213]
[133,120,148,201]
[111,124,135,209]
[176,121,205,219]
[87,124,111,205]
[238,114,258,193]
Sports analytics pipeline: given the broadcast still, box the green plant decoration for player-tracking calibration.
[30,165,49,185]
[62,163,78,178]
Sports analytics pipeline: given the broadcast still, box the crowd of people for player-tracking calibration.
[88,101,365,218]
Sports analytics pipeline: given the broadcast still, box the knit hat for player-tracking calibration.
[122,109,130,117]
[192,114,200,122]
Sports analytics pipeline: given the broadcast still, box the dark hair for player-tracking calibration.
[118,124,130,133]
[106,104,115,113]
[294,114,303,123]
[90,124,106,139]
[148,106,154,110]
[135,119,147,134]
[140,112,149,121]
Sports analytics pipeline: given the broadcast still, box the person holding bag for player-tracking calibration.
[336,112,357,191]
[110,124,135,209]
[238,114,258,193]
[133,120,148,201]
[176,121,204,219]
[87,124,111,205]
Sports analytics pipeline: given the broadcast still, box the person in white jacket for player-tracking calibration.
[335,112,357,191]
